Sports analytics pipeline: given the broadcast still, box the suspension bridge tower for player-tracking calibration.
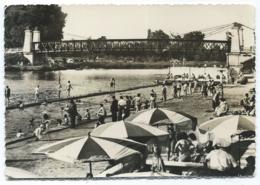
[226,22,254,68]
[23,27,41,65]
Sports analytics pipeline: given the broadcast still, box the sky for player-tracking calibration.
[61,5,255,47]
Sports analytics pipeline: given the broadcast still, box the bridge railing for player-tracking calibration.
[32,39,231,60]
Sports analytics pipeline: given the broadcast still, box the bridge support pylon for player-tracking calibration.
[23,27,41,65]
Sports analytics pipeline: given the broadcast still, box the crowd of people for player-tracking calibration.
[8,73,255,177]
[12,75,228,141]
[241,88,255,116]
[150,131,255,176]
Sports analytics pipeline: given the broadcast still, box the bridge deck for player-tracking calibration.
[32,39,231,57]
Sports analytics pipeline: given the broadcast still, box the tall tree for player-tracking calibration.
[147,29,170,54]
[5,5,67,48]
[147,29,170,40]
[183,31,205,40]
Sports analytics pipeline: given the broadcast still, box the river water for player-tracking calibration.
[5,69,168,103]
[5,69,168,139]
[5,67,227,139]
[5,67,227,103]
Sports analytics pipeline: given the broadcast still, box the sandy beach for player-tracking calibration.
[5,82,254,178]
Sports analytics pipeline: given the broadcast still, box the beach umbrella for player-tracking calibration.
[33,136,147,156]
[34,135,145,164]
[33,136,83,154]
[199,115,255,146]
[128,108,197,130]
[39,134,146,177]
[91,120,169,143]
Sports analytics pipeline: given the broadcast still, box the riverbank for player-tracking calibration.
[5,59,226,72]
[5,61,172,72]
[5,83,254,178]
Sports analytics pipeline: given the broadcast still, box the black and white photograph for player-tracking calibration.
[2,3,257,180]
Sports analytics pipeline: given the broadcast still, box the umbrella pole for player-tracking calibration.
[238,135,241,175]
[86,161,93,178]
[89,162,92,176]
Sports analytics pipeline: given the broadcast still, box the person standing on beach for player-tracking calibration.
[110,96,118,122]
[133,93,142,112]
[149,94,156,109]
[172,81,177,98]
[177,81,182,98]
[118,96,126,121]
[162,85,167,101]
[66,81,73,97]
[124,96,131,119]
[151,89,157,107]
[202,82,208,97]
[193,79,198,93]
[96,104,106,127]
[212,90,220,111]
[188,81,193,95]
[182,82,188,96]
[34,85,40,103]
[66,99,78,128]
[57,83,62,99]
[167,125,176,160]
[5,85,11,105]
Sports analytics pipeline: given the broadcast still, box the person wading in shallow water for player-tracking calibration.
[57,83,62,99]
[5,85,11,105]
[34,85,40,103]
[110,77,116,94]
[66,81,73,97]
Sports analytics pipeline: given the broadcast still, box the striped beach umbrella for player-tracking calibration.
[199,115,255,134]
[199,115,255,146]
[91,120,169,143]
[36,135,145,164]
[128,108,197,130]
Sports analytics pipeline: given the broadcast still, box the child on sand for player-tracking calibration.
[34,125,44,141]
[16,129,25,138]
[84,108,91,120]
[63,114,69,125]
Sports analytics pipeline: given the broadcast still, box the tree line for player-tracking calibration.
[5,5,67,48]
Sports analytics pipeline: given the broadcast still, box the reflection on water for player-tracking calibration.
[5,69,168,102]
[5,71,24,81]
[31,71,57,81]
[5,67,227,102]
